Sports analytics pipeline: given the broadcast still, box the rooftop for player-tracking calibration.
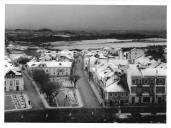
[27,61,72,68]
[105,81,125,92]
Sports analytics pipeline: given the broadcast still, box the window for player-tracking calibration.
[142,87,150,93]
[120,100,128,104]
[109,93,113,97]
[142,78,149,85]
[156,87,165,93]
[132,77,142,85]
[10,80,13,86]
[132,97,135,104]
[10,74,14,78]
[136,79,142,85]
[143,97,150,103]
[16,80,19,86]
[131,87,137,93]
[4,81,6,85]
[156,77,165,85]
[121,92,125,97]
[132,79,136,85]
[150,78,155,85]
[136,87,142,94]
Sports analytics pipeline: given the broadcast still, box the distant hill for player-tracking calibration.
[34,28,53,32]
[5,29,166,44]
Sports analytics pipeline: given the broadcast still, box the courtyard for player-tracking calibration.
[5,94,32,111]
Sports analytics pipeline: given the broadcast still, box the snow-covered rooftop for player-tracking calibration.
[105,81,125,92]
[27,61,72,68]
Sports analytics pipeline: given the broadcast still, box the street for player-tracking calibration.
[73,55,101,108]
[22,71,45,110]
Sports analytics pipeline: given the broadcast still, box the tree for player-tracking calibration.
[145,45,166,62]
[32,69,61,105]
[69,75,80,88]
[17,56,31,65]
[32,69,49,87]
[43,82,61,105]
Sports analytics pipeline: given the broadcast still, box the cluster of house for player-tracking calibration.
[7,43,28,51]
[25,49,75,87]
[4,55,24,91]
[83,47,166,106]
[4,48,76,92]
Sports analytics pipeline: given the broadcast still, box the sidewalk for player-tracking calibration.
[84,71,104,106]
[88,80,104,106]
[75,86,84,108]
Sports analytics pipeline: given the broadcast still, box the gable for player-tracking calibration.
[5,70,16,78]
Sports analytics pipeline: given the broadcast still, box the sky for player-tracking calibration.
[5,5,166,31]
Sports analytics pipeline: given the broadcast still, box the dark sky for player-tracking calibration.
[5,5,166,31]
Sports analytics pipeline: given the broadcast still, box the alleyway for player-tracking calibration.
[73,55,100,108]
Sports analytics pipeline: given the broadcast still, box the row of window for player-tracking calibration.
[45,68,66,73]
[5,74,22,78]
[5,80,20,86]
[108,92,128,97]
[156,87,165,93]
[131,96,165,104]
[45,70,69,76]
[132,77,166,85]
[108,99,129,104]
[131,87,153,93]
[131,96,151,104]
[131,86,165,94]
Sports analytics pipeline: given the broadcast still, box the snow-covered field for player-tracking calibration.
[48,38,166,50]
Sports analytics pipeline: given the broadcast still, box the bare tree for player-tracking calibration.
[69,75,80,88]
[43,82,61,105]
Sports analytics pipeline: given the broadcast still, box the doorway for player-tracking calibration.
[16,86,19,91]
[132,97,135,104]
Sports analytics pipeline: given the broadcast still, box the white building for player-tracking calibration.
[5,69,24,91]
[90,60,129,106]
[5,55,24,91]
[126,48,145,63]
[127,64,166,104]
[27,61,72,82]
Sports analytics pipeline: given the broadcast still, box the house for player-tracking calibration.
[127,64,166,104]
[91,62,129,106]
[27,61,72,82]
[4,69,24,91]
[104,81,129,106]
[38,49,74,62]
[126,48,145,63]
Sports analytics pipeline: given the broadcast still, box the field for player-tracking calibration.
[5,95,16,110]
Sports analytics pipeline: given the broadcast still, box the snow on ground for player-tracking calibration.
[48,38,166,50]
[51,42,166,50]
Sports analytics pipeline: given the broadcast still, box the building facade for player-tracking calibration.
[126,48,145,63]
[5,70,24,91]
[27,61,72,83]
[127,66,166,104]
